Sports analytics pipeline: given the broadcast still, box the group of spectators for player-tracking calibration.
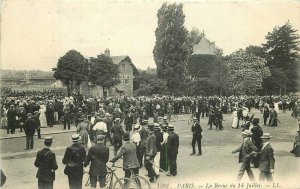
[1,91,300,188]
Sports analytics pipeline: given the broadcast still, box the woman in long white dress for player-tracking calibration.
[39,103,47,127]
[231,108,239,129]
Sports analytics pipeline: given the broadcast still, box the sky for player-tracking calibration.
[1,0,300,71]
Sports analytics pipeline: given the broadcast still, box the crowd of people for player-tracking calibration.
[1,92,300,189]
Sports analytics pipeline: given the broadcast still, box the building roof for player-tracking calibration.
[192,36,217,56]
[110,56,139,75]
[111,56,128,65]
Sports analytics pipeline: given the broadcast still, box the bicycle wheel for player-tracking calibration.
[113,177,138,189]
[131,175,151,189]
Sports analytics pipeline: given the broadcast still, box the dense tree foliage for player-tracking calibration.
[226,50,271,95]
[134,70,167,96]
[88,54,120,90]
[263,21,300,93]
[53,50,88,95]
[153,2,190,93]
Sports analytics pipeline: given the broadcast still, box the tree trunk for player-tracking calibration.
[67,84,70,96]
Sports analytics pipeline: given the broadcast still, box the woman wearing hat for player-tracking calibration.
[62,134,86,189]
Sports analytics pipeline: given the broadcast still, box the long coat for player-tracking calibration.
[146,132,157,157]
[258,143,275,172]
[34,148,58,181]
[167,131,179,156]
[24,117,36,136]
[84,143,109,176]
[111,123,124,141]
[110,141,140,169]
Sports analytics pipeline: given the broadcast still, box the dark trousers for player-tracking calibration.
[259,171,273,182]
[263,117,268,126]
[124,168,139,187]
[113,139,122,154]
[168,154,177,176]
[48,115,54,127]
[90,175,106,188]
[37,128,41,139]
[7,122,15,134]
[160,145,168,171]
[208,116,214,129]
[138,146,146,167]
[145,155,157,180]
[195,112,200,121]
[38,180,53,189]
[68,173,83,189]
[192,137,202,154]
[237,161,255,181]
[105,132,113,145]
[64,119,70,130]
[26,135,34,149]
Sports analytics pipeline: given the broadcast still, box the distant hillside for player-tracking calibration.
[0,70,54,80]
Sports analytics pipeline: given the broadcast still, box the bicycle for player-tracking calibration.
[84,164,151,189]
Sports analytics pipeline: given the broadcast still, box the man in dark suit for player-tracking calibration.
[84,135,109,188]
[190,117,202,156]
[167,125,179,176]
[109,132,140,178]
[24,113,36,150]
[251,118,263,168]
[124,111,134,132]
[145,123,159,182]
[154,123,163,175]
[258,133,275,182]
[110,118,124,155]
[6,104,17,134]
[18,106,27,132]
[232,130,258,182]
[62,134,86,189]
[139,120,149,167]
[34,136,58,189]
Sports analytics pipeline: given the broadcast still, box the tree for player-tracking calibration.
[88,54,120,95]
[226,50,271,95]
[53,50,88,95]
[209,60,232,96]
[263,21,300,93]
[153,2,190,93]
[134,70,167,96]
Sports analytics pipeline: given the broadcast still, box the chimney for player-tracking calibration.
[104,49,110,57]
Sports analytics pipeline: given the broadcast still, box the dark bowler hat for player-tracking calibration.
[252,118,259,125]
[97,135,105,141]
[44,136,54,143]
[123,132,130,141]
[148,122,154,131]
